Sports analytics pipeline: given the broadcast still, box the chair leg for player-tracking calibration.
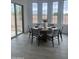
[29,33,30,38]
[37,40,40,47]
[60,33,63,41]
[52,37,54,47]
[31,36,33,44]
[36,37,40,47]
[58,35,60,45]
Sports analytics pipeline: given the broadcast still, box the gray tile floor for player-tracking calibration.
[11,33,68,59]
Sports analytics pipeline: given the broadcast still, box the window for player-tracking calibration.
[42,3,48,20]
[63,1,68,25]
[32,3,38,24]
[52,2,58,24]
[11,3,24,38]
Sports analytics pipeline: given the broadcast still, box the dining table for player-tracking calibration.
[32,26,58,42]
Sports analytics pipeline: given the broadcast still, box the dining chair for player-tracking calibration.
[31,28,41,46]
[47,29,60,47]
[47,28,54,47]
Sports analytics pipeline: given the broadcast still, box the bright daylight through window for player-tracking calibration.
[32,3,38,24]
[52,2,58,24]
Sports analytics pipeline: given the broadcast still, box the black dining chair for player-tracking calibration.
[47,28,54,47]
[31,28,42,46]
[47,29,60,47]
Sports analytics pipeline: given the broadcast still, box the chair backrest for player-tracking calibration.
[47,24,50,27]
[59,26,63,34]
[48,24,56,28]
[50,24,54,26]
[33,23,40,28]
[47,28,53,34]
[31,28,40,37]
[53,29,59,36]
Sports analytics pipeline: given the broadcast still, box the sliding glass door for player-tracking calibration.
[11,3,24,38]
[11,3,16,37]
[16,5,23,34]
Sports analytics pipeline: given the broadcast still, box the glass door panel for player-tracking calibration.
[11,3,16,37]
[16,5,22,34]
